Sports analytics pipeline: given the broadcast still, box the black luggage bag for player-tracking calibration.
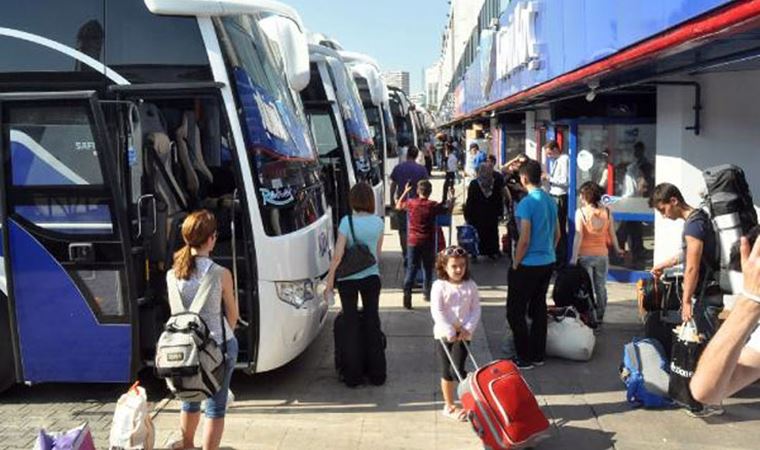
[552,264,598,327]
[334,310,387,386]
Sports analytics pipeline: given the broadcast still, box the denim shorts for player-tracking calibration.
[181,337,238,419]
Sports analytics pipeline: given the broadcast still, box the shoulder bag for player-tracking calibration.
[336,215,377,278]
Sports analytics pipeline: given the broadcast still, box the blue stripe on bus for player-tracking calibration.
[9,219,130,383]
[11,140,82,186]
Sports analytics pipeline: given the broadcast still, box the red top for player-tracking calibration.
[404,198,448,246]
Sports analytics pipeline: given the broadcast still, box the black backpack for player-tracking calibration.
[702,165,758,293]
[552,265,598,327]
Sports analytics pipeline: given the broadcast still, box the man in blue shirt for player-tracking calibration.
[507,159,559,370]
[390,146,429,264]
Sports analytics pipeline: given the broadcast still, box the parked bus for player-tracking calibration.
[338,51,399,210]
[300,43,383,228]
[387,86,418,161]
[0,0,334,392]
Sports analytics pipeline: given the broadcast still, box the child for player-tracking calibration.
[396,180,454,309]
[431,245,481,421]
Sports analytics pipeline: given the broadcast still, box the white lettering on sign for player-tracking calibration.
[496,1,540,79]
[75,141,96,151]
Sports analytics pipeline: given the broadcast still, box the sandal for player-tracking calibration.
[442,405,468,422]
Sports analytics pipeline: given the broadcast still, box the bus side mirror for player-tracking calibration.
[260,15,310,92]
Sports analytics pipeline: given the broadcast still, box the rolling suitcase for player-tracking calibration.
[440,340,550,449]
[334,311,387,386]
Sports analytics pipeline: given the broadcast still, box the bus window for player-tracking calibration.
[8,104,103,186]
[308,112,340,156]
[215,15,326,237]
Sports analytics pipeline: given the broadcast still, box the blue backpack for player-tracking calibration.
[620,338,673,408]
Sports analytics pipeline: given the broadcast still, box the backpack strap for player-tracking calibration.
[188,262,222,314]
[167,273,186,314]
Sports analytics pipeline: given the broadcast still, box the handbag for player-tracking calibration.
[668,320,705,409]
[335,215,376,279]
[546,306,596,361]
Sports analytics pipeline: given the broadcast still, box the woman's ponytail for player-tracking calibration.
[173,244,195,280]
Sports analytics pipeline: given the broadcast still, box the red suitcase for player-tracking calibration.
[441,340,550,449]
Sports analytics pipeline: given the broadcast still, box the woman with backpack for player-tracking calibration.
[167,210,238,450]
[570,182,625,321]
[325,182,386,387]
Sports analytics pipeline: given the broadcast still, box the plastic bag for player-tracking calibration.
[546,306,596,361]
[668,320,705,409]
[34,423,96,450]
[109,381,155,450]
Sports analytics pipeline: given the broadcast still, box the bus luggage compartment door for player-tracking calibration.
[0,92,134,384]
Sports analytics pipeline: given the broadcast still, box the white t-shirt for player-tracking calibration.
[447,153,458,173]
[548,154,569,196]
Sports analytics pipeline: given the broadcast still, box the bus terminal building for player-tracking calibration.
[432,0,760,281]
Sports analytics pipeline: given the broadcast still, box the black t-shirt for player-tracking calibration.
[682,209,717,294]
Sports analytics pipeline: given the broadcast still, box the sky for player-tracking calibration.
[284,0,448,94]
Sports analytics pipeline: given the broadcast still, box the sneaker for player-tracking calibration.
[513,358,534,370]
[685,405,725,418]
[533,359,545,367]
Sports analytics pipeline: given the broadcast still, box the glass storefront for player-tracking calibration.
[574,122,656,273]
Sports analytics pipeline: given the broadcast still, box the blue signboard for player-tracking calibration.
[457,0,732,117]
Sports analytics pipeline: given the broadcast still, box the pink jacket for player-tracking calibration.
[430,279,481,340]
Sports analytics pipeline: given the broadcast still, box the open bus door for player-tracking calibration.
[0,91,136,384]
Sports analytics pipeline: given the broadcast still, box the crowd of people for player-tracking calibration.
[163,133,760,448]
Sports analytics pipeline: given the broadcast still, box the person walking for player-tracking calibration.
[507,159,559,369]
[167,210,239,450]
[570,182,625,321]
[431,245,481,421]
[389,146,429,265]
[442,144,458,203]
[543,140,569,266]
[325,182,385,387]
[396,180,454,309]
[464,163,503,259]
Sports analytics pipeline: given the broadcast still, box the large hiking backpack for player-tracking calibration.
[703,164,758,294]
[552,265,598,328]
[155,264,227,402]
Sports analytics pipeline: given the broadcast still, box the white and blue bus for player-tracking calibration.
[300,43,383,227]
[338,51,399,210]
[0,0,334,391]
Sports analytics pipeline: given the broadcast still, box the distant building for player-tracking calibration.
[383,71,410,95]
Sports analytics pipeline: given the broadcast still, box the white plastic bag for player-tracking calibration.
[546,307,596,361]
[109,382,155,450]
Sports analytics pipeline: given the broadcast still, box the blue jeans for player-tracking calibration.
[181,337,238,419]
[578,255,609,319]
[403,240,435,299]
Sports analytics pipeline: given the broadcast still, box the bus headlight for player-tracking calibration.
[275,280,315,308]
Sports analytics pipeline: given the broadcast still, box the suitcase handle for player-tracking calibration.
[438,338,480,383]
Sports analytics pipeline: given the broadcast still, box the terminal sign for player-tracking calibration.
[496,1,540,79]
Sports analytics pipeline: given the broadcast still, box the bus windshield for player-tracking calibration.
[382,106,399,158]
[216,15,326,236]
[326,59,381,186]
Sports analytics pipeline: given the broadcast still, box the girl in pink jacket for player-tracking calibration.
[431,246,481,421]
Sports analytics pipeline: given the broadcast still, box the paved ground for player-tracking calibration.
[2,173,760,449]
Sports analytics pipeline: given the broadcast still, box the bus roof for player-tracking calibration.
[144,0,304,31]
